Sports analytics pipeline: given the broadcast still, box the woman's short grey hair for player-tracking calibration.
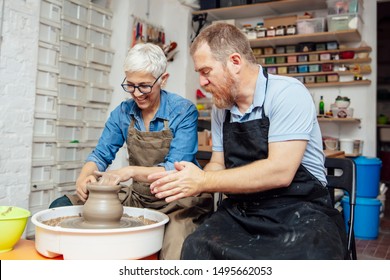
[124,43,167,78]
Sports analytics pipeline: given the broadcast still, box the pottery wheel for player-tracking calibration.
[59,216,146,229]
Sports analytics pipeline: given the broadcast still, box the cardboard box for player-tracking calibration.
[264,15,297,28]
[198,130,211,146]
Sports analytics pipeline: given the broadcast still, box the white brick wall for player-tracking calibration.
[0,0,40,210]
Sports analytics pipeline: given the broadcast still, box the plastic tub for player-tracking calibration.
[353,156,382,198]
[342,196,381,240]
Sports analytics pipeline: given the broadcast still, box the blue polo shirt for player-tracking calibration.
[211,65,327,185]
[86,90,199,171]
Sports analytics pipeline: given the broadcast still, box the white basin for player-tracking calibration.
[31,206,169,260]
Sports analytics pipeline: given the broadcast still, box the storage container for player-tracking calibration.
[87,25,111,48]
[29,188,55,208]
[297,65,308,73]
[36,69,59,91]
[309,64,320,72]
[327,74,339,82]
[315,42,327,51]
[285,45,296,53]
[297,55,308,62]
[61,17,88,41]
[83,122,105,142]
[275,46,285,54]
[275,56,286,64]
[297,42,315,52]
[58,78,86,103]
[86,84,113,104]
[56,120,83,142]
[322,63,333,71]
[265,67,277,74]
[298,54,309,62]
[88,3,113,30]
[32,141,56,163]
[265,57,275,64]
[38,42,59,70]
[309,54,319,62]
[277,66,288,74]
[87,44,115,66]
[304,76,315,84]
[57,102,84,122]
[316,75,327,83]
[326,41,339,50]
[35,94,57,117]
[59,56,86,82]
[327,13,362,32]
[342,196,381,240]
[353,156,382,198]
[56,143,84,163]
[31,164,55,184]
[83,104,108,123]
[85,63,111,86]
[320,53,331,61]
[33,118,56,139]
[287,65,298,74]
[252,48,262,56]
[287,55,297,63]
[54,163,83,184]
[59,37,87,62]
[39,19,61,45]
[263,47,274,55]
[327,0,364,17]
[40,0,62,23]
[62,0,88,23]
[296,17,325,34]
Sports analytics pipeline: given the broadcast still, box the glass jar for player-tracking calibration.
[276,25,286,36]
[286,24,297,35]
[267,26,276,37]
[255,23,267,38]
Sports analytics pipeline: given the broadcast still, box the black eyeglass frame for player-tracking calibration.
[121,73,163,94]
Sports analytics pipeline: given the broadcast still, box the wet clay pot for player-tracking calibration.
[82,183,123,228]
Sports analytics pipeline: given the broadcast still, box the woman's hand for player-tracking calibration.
[148,161,206,203]
[76,175,97,202]
[94,167,134,183]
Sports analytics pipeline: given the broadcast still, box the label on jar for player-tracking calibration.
[267,28,275,37]
[287,26,296,35]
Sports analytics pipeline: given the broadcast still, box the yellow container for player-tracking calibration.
[0,206,30,253]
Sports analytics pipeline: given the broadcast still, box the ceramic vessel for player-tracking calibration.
[31,206,169,259]
[82,183,123,228]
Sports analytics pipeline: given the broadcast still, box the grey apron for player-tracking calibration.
[181,71,347,260]
[122,118,213,260]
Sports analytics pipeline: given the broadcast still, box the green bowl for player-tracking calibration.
[0,206,31,253]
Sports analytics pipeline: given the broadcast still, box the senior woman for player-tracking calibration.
[49,43,213,260]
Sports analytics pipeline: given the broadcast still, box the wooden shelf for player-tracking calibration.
[249,30,362,48]
[262,57,371,68]
[256,47,372,58]
[283,70,371,77]
[193,0,327,20]
[306,80,371,88]
[317,117,361,123]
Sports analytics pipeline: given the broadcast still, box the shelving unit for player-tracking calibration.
[317,117,361,124]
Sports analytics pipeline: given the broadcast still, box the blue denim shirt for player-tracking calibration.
[87,90,199,171]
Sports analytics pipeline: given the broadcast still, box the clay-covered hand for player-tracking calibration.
[94,167,133,183]
[76,175,98,202]
[148,161,205,203]
[94,171,123,185]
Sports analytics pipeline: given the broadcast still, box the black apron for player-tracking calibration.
[181,71,347,260]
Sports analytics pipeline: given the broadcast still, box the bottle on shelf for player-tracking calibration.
[319,96,325,115]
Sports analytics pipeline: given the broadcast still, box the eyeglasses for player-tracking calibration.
[121,73,163,94]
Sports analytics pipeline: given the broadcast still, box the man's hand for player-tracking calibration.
[148,161,206,203]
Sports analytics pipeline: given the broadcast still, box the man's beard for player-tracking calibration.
[203,70,238,109]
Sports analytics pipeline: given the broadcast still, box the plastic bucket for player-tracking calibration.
[353,156,382,198]
[342,196,381,240]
